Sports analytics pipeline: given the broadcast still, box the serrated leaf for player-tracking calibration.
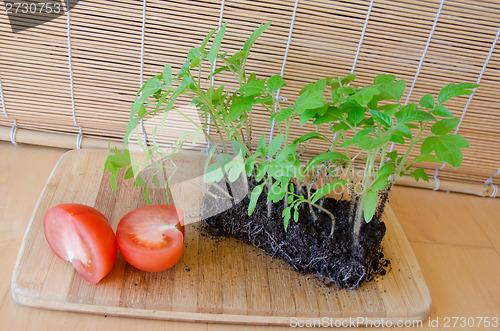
[238,80,265,97]
[300,79,326,95]
[311,180,347,204]
[268,134,284,157]
[248,183,265,216]
[370,109,393,127]
[374,74,396,84]
[229,96,253,121]
[438,82,479,104]
[431,118,460,135]
[410,168,429,182]
[363,190,379,223]
[419,93,434,109]
[267,75,286,92]
[271,107,293,124]
[352,86,379,106]
[346,106,366,126]
[378,103,400,116]
[293,90,324,114]
[421,134,470,168]
[431,104,454,117]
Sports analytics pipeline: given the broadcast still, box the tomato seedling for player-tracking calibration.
[116,205,184,272]
[43,204,118,284]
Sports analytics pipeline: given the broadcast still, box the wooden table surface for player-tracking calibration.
[1,141,499,330]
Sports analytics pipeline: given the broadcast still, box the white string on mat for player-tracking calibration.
[207,0,226,153]
[0,73,18,145]
[350,0,374,74]
[484,167,500,198]
[66,0,83,149]
[387,0,445,157]
[137,0,148,147]
[433,24,500,191]
[269,0,299,143]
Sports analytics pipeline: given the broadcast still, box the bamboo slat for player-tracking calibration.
[0,0,499,194]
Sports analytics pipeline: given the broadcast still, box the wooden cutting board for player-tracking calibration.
[11,149,431,326]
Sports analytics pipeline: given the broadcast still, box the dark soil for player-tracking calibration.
[201,179,390,289]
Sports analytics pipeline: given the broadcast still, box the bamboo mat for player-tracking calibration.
[11,149,431,325]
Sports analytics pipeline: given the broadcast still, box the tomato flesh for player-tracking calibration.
[116,205,184,272]
[43,204,118,284]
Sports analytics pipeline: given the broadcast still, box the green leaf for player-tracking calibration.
[294,132,330,145]
[352,86,379,106]
[200,28,217,53]
[410,168,429,182]
[370,109,393,128]
[385,79,406,101]
[268,180,286,203]
[238,80,266,96]
[311,180,347,204]
[139,78,163,102]
[437,82,479,104]
[248,183,265,216]
[229,96,253,121]
[271,107,294,124]
[257,134,266,153]
[268,134,284,157]
[431,118,460,135]
[124,117,140,145]
[256,162,269,181]
[372,163,396,191]
[304,152,348,173]
[374,74,396,84]
[267,75,286,92]
[390,134,405,144]
[208,23,227,65]
[394,123,412,138]
[312,106,342,125]
[340,135,388,151]
[124,165,138,179]
[419,93,434,109]
[293,90,324,114]
[162,64,172,86]
[300,79,326,95]
[243,22,271,53]
[363,190,379,223]
[421,134,470,168]
[378,103,400,116]
[346,105,366,126]
[227,160,245,182]
[282,206,292,231]
[431,104,454,118]
[396,103,436,124]
[411,154,440,164]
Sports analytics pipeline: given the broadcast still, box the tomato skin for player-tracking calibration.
[43,204,118,284]
[116,205,184,272]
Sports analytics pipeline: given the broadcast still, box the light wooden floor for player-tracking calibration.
[0,141,499,330]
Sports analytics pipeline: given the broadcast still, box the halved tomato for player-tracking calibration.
[43,204,118,284]
[116,205,184,272]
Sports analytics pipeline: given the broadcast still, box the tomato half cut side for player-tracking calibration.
[116,204,184,272]
[43,204,118,284]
